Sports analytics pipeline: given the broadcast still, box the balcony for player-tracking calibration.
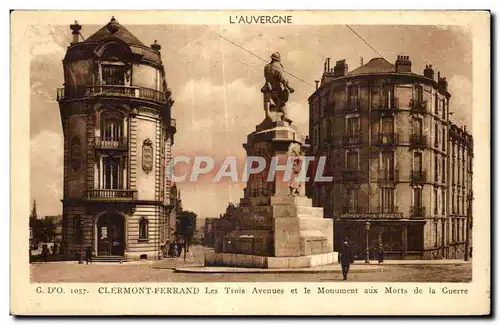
[409,99,427,114]
[342,134,362,146]
[410,170,427,184]
[342,97,361,113]
[95,137,128,150]
[373,133,399,147]
[373,97,399,112]
[409,134,427,149]
[376,206,400,214]
[378,169,399,182]
[410,206,426,219]
[342,169,366,182]
[85,189,137,201]
[57,85,169,105]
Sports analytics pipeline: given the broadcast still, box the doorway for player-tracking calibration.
[96,214,125,256]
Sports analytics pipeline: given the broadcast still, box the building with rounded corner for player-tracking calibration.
[57,17,176,260]
[308,55,472,259]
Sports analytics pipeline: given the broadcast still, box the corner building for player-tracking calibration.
[57,18,176,259]
[308,56,472,259]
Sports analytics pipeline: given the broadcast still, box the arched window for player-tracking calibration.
[74,216,83,245]
[139,218,149,240]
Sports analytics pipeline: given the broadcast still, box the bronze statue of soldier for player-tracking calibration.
[261,52,295,123]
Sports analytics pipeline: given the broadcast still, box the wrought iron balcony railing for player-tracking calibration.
[409,99,427,114]
[342,97,361,113]
[409,134,427,148]
[376,206,399,214]
[410,205,426,219]
[342,133,362,146]
[410,170,427,184]
[378,169,399,182]
[57,85,169,104]
[373,133,399,147]
[85,189,138,201]
[95,136,128,150]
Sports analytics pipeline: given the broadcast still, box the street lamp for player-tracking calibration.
[364,220,371,264]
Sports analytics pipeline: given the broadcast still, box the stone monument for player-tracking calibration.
[205,52,335,268]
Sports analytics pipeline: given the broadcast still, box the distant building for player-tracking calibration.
[57,17,176,259]
[308,55,473,259]
[203,218,217,247]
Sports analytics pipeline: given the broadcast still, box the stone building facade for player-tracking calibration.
[308,56,473,259]
[57,18,176,259]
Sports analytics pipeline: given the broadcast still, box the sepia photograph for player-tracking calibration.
[11,10,490,315]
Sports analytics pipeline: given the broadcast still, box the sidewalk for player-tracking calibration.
[174,259,471,274]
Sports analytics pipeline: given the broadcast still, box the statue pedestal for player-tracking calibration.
[205,196,335,268]
[206,119,335,269]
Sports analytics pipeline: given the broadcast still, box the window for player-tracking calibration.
[346,151,358,170]
[346,188,358,211]
[441,188,446,215]
[381,151,395,178]
[73,216,83,245]
[346,117,360,137]
[381,116,394,134]
[434,221,438,248]
[434,123,439,147]
[452,189,455,214]
[102,65,125,85]
[452,162,455,184]
[415,85,424,102]
[442,99,447,119]
[442,158,446,183]
[434,189,438,214]
[413,152,422,171]
[139,218,149,240]
[442,129,446,150]
[434,155,439,182]
[325,119,333,142]
[347,85,358,99]
[452,219,456,242]
[413,187,423,207]
[434,94,438,114]
[412,118,423,136]
[103,157,121,189]
[380,187,394,212]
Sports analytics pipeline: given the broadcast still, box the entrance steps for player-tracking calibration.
[93,255,128,263]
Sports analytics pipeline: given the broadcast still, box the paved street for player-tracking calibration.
[31,261,471,283]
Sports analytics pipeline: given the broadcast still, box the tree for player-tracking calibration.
[31,216,58,243]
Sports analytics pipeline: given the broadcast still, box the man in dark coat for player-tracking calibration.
[85,246,93,265]
[338,238,354,281]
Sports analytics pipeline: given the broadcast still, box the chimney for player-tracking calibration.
[151,40,161,52]
[315,80,319,89]
[327,58,331,72]
[324,59,327,73]
[395,55,412,73]
[70,20,82,45]
[333,59,348,78]
[423,64,435,80]
[438,74,448,90]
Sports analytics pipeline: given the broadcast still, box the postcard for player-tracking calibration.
[11,10,490,315]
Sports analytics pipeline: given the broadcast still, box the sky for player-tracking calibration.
[29,21,472,219]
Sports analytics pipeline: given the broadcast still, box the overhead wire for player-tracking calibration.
[203,24,316,88]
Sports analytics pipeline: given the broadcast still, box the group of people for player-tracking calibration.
[162,240,186,258]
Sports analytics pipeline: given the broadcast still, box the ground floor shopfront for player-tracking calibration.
[62,201,174,260]
[333,219,467,260]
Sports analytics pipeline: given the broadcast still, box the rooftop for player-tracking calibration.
[347,57,396,75]
[85,16,146,47]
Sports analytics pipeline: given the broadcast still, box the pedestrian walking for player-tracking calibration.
[176,241,182,258]
[85,246,93,265]
[338,238,354,281]
[377,244,384,264]
[41,244,49,263]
